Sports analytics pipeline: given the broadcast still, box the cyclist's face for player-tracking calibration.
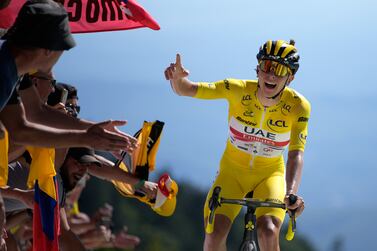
[257,65,294,98]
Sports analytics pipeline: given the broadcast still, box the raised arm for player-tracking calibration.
[164,54,198,97]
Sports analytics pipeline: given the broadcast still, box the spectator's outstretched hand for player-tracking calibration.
[113,227,140,249]
[141,181,158,200]
[97,120,138,152]
[86,120,137,152]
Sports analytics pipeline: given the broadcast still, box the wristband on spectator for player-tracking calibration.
[133,179,145,190]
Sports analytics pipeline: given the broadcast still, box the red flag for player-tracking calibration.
[0,0,160,33]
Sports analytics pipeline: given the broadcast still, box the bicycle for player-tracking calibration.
[206,186,297,251]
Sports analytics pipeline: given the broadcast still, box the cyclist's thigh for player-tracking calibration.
[203,166,244,223]
[253,175,286,223]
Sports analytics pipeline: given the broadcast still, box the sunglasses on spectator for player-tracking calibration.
[258,60,292,77]
[66,103,81,113]
[34,76,57,88]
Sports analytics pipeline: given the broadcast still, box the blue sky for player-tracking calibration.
[54,1,377,250]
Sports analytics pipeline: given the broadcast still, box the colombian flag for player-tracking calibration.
[26,147,60,251]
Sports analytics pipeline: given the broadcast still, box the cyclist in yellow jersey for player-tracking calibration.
[164,39,310,251]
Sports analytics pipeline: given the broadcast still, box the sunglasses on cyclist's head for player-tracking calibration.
[258,60,292,77]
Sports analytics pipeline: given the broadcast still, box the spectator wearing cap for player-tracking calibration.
[0,0,136,155]
[1,77,147,249]
[0,0,75,112]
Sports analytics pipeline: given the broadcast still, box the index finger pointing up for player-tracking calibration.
[175,53,183,69]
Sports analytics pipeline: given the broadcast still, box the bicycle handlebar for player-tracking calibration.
[206,186,297,241]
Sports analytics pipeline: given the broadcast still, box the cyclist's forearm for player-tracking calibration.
[171,78,198,97]
[285,150,304,194]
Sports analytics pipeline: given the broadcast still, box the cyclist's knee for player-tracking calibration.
[257,216,281,241]
[204,236,226,251]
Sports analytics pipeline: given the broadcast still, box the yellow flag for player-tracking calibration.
[26,147,57,200]
[0,130,9,187]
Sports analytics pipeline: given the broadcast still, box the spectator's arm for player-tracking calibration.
[59,208,86,251]
[89,155,139,186]
[1,187,34,208]
[0,103,85,148]
[8,142,26,162]
[20,85,94,130]
[79,226,111,249]
[90,155,158,198]
[0,103,133,151]
[68,219,96,235]
[5,210,30,230]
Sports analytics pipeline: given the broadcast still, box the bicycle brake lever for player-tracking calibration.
[208,187,221,223]
[285,194,297,241]
[206,187,222,234]
[288,194,297,231]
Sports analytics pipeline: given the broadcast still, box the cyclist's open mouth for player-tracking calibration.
[265,82,277,89]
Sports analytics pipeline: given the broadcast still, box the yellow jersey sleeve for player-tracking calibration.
[288,93,311,152]
[194,79,247,100]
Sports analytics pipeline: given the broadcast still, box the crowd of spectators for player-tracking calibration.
[0,0,165,250]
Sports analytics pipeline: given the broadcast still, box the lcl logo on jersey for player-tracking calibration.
[241,95,252,106]
[299,133,307,144]
[267,119,288,132]
[281,103,291,116]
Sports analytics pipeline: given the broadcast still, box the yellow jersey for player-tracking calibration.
[195,79,310,169]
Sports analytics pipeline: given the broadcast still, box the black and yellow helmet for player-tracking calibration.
[256,39,300,75]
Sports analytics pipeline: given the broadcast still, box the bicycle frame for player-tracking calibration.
[206,186,296,251]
